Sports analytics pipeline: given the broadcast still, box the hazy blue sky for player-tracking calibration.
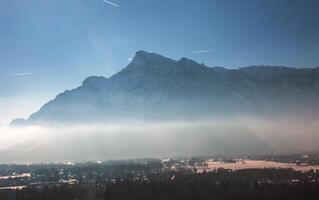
[1,0,319,123]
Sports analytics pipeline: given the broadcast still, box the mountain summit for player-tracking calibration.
[11,51,319,126]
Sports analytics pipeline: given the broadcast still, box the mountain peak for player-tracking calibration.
[134,50,153,57]
[10,50,319,127]
[130,50,204,69]
[178,57,200,66]
[131,50,176,66]
[121,50,177,73]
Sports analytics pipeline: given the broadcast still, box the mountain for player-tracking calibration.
[11,50,319,126]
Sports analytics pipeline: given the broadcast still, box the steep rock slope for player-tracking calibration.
[12,51,319,125]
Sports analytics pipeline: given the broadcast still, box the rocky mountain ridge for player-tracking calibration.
[12,50,319,126]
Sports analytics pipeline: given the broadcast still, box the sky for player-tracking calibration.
[0,0,319,124]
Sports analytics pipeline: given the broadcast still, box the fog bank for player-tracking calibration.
[0,117,319,163]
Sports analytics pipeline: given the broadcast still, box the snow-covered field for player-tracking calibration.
[201,160,319,172]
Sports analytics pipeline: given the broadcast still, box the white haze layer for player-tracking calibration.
[0,117,319,164]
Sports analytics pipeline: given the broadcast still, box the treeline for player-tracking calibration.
[3,168,319,200]
[102,169,319,200]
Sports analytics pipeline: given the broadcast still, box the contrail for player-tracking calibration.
[102,0,120,7]
[11,72,33,77]
[191,50,216,54]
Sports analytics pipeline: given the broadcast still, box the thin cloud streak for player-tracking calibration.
[11,72,33,77]
[191,50,216,54]
[102,0,120,7]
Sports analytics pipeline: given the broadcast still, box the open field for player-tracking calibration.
[201,160,319,172]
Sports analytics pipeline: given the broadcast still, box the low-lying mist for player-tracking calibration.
[0,116,319,163]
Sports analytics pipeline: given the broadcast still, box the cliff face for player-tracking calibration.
[12,51,319,126]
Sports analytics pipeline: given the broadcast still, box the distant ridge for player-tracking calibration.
[11,50,319,126]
